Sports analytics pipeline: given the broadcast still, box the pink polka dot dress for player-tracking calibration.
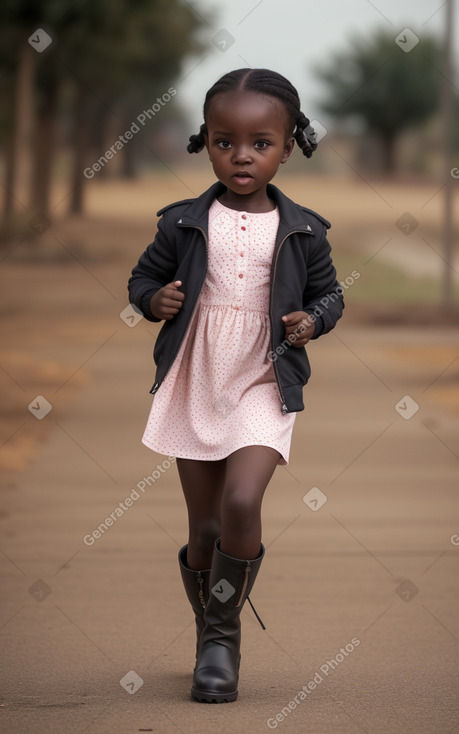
[142,197,296,465]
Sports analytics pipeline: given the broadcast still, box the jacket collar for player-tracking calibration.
[176,181,314,238]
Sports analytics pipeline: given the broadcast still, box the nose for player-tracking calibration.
[232,145,253,164]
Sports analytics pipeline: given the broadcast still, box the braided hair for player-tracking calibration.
[187,68,318,158]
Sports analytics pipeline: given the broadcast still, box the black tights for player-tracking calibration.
[177,445,280,569]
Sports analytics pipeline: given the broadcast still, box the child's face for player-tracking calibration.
[204,90,294,203]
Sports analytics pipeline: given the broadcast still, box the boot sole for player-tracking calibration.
[191,688,238,703]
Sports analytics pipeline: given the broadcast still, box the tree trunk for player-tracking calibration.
[30,78,60,216]
[121,110,138,178]
[381,135,397,175]
[3,40,35,222]
[94,103,116,178]
[121,137,137,178]
[69,79,90,214]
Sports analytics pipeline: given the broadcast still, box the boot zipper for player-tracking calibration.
[197,571,206,609]
[235,562,250,607]
[235,563,266,630]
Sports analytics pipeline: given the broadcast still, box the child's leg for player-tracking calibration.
[191,445,279,703]
[176,457,226,570]
[220,445,280,560]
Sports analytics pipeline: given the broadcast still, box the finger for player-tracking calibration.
[285,323,306,337]
[164,291,184,302]
[288,331,309,344]
[162,308,182,319]
[168,282,185,300]
[162,306,181,319]
[162,298,183,311]
[282,312,303,325]
[163,290,185,303]
[284,320,302,331]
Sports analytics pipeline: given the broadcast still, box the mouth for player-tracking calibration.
[233,172,254,184]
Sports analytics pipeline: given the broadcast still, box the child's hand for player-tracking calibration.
[281,311,315,347]
[150,280,185,320]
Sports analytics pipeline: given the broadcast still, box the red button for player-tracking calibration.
[241,226,246,231]
[238,273,244,279]
[241,214,247,220]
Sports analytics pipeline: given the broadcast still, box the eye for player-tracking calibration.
[254,140,270,150]
[216,140,232,149]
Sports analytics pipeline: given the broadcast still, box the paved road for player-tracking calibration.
[1,304,458,733]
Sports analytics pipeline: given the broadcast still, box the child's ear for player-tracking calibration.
[281,137,295,164]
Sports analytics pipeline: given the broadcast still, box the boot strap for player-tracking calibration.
[247,595,266,630]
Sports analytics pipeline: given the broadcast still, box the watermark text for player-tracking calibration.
[83,457,175,545]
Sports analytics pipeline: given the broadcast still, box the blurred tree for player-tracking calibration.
[1,39,35,222]
[455,97,459,153]
[316,30,445,173]
[63,0,205,213]
[0,0,43,222]
[0,0,205,220]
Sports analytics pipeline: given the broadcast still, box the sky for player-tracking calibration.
[175,0,458,131]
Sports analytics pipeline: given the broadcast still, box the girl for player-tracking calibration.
[128,68,344,703]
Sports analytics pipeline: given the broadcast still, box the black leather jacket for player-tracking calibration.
[128,181,344,413]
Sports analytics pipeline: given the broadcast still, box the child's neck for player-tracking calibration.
[218,187,276,213]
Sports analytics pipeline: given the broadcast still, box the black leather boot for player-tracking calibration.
[191,539,265,703]
[178,545,211,658]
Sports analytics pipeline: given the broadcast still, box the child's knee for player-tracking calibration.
[222,488,260,531]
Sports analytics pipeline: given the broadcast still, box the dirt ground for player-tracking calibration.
[0,173,458,733]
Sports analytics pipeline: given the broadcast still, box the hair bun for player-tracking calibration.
[293,114,318,158]
[187,124,207,154]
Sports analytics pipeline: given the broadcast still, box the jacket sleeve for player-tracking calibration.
[302,226,344,339]
[127,214,178,322]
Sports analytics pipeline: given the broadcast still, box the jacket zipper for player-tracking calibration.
[151,224,208,395]
[235,562,250,607]
[269,230,307,414]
